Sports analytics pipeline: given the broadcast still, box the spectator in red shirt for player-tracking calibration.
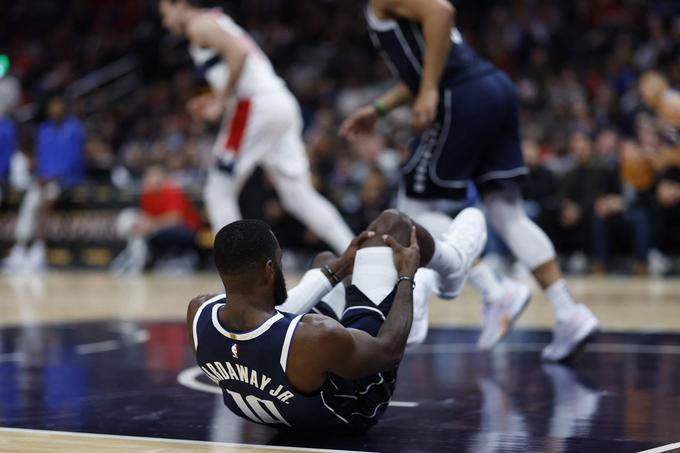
[111,165,201,274]
[138,165,201,234]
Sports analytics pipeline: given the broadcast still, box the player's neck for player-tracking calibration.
[219,288,277,332]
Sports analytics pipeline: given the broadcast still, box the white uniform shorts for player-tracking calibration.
[209,89,309,183]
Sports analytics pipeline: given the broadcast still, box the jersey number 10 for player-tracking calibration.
[225,389,291,427]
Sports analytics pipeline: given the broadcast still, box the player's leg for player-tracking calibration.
[348,208,485,332]
[267,125,354,255]
[203,99,265,233]
[203,168,244,233]
[477,71,598,361]
[323,210,431,431]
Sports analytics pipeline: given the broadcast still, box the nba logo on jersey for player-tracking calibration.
[231,343,238,359]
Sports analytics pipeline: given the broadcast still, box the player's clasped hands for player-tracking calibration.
[382,226,420,278]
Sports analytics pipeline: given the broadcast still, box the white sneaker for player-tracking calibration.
[477,278,532,350]
[437,208,487,299]
[542,304,599,362]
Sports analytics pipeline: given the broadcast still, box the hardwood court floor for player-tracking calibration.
[1,273,680,452]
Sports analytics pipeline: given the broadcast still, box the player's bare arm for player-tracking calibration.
[287,227,420,392]
[185,14,248,119]
[339,83,412,141]
[372,0,455,131]
[187,293,222,351]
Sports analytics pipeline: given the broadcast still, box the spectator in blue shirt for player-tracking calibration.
[36,96,85,187]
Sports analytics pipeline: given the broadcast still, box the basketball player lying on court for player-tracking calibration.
[187,208,486,432]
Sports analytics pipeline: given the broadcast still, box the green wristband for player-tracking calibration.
[373,100,389,117]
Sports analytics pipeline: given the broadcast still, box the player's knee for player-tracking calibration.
[368,209,413,245]
[484,190,523,232]
[310,251,337,269]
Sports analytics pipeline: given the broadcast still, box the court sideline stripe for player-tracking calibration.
[0,427,377,453]
[637,441,680,453]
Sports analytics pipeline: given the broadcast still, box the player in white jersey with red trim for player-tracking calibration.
[159,0,354,254]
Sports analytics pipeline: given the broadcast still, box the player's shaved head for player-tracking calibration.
[214,220,288,306]
[214,219,278,277]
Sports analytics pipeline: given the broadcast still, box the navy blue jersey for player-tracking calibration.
[366,5,494,94]
[193,294,389,432]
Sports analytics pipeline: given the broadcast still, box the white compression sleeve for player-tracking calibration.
[277,268,333,314]
[351,247,397,305]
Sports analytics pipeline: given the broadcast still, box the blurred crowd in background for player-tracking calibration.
[1,0,679,274]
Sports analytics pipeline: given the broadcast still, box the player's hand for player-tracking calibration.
[411,88,438,132]
[382,226,420,278]
[339,105,379,142]
[330,230,376,280]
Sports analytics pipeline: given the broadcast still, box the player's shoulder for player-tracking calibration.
[297,313,339,330]
[295,314,352,348]
[185,11,221,40]
[187,293,223,317]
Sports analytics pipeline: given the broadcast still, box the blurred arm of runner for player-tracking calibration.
[185,14,249,122]
[339,83,412,142]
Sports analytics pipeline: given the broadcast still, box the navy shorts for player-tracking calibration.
[402,70,527,200]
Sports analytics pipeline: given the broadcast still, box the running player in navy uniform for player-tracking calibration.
[340,0,599,362]
[187,207,487,432]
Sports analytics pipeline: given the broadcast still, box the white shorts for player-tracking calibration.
[211,90,309,182]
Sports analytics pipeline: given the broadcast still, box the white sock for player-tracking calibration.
[426,239,464,278]
[468,262,505,301]
[545,279,577,322]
